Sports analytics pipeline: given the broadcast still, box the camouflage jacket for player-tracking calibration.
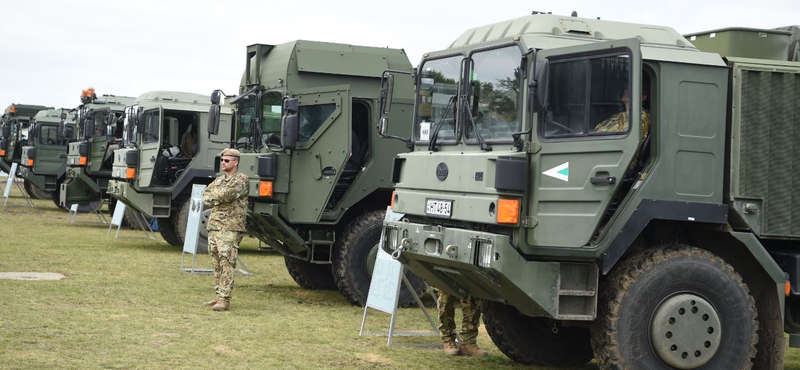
[203,171,249,232]
[594,110,651,141]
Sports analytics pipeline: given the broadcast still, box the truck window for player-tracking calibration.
[262,92,282,146]
[416,55,461,142]
[298,103,335,143]
[93,112,107,137]
[541,53,631,139]
[143,111,160,144]
[237,96,256,143]
[465,45,522,142]
[38,125,59,145]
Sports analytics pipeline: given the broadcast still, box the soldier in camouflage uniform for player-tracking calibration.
[437,290,489,357]
[594,83,651,171]
[202,148,249,311]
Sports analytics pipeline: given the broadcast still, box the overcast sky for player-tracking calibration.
[0,0,797,110]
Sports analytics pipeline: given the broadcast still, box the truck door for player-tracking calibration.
[137,107,162,187]
[527,39,643,248]
[285,86,350,222]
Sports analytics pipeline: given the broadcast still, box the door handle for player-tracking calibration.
[590,176,616,184]
[150,156,156,163]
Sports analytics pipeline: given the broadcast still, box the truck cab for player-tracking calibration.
[60,90,136,210]
[19,109,77,203]
[1,104,53,175]
[207,41,424,306]
[380,14,797,369]
[107,91,233,249]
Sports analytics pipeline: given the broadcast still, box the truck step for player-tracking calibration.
[556,314,595,321]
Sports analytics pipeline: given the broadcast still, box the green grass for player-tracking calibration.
[2,179,800,369]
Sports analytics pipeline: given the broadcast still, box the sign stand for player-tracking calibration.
[70,203,108,225]
[2,164,34,207]
[359,209,438,346]
[180,184,250,276]
[106,201,154,239]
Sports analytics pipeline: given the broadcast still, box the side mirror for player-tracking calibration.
[211,90,222,105]
[380,73,395,115]
[84,118,95,139]
[207,105,221,136]
[377,116,389,137]
[530,58,549,113]
[281,114,298,150]
[283,98,299,115]
[136,111,145,137]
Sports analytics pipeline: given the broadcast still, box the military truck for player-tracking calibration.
[18,108,90,209]
[1,103,54,198]
[59,90,136,212]
[379,14,800,369]
[107,91,233,250]
[206,41,425,306]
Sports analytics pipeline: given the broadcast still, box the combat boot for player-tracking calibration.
[460,343,489,357]
[443,341,460,356]
[203,297,219,307]
[212,300,230,311]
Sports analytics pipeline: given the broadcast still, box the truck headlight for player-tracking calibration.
[476,238,493,268]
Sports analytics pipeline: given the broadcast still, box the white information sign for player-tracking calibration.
[3,163,18,199]
[182,184,207,254]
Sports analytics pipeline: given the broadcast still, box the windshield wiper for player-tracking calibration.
[463,97,492,151]
[427,95,457,151]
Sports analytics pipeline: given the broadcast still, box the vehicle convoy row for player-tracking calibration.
[3,13,799,369]
[378,13,800,369]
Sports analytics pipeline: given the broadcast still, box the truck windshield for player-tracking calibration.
[465,46,522,141]
[416,55,461,142]
[38,124,60,145]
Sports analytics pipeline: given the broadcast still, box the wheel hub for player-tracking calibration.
[651,293,721,369]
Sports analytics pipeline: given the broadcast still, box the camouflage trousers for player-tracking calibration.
[209,230,244,302]
[437,290,482,344]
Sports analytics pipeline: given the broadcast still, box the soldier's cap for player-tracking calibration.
[220,148,241,158]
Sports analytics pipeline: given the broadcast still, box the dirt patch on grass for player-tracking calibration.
[211,345,237,354]
[151,333,179,338]
[151,341,172,347]
[360,353,393,365]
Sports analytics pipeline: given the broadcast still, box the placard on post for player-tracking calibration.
[180,184,250,275]
[2,163,34,207]
[359,208,438,346]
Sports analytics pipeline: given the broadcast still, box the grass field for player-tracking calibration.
[2,179,800,370]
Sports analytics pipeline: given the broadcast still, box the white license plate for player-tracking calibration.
[426,199,452,218]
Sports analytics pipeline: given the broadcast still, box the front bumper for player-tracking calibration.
[382,219,597,320]
[107,180,155,217]
[60,167,104,205]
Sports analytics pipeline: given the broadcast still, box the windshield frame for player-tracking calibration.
[413,51,465,147]
[462,41,526,145]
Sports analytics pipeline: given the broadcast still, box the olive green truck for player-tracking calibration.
[1,104,53,198]
[206,41,425,306]
[380,14,800,369]
[59,92,136,211]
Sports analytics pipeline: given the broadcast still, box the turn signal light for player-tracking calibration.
[0,149,6,156]
[497,199,520,224]
[9,106,16,113]
[259,181,273,197]
[126,167,136,180]
[26,159,33,167]
[786,281,792,297]
[391,191,396,210]
[79,156,87,166]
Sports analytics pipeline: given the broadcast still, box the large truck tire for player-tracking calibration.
[285,256,337,290]
[482,301,593,366]
[332,209,426,307]
[592,245,758,370]
[158,217,182,247]
[24,179,51,200]
[173,198,209,255]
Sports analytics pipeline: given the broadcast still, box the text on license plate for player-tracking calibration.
[426,199,452,217]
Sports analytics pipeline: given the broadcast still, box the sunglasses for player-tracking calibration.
[221,158,237,163]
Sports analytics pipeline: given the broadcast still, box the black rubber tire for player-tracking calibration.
[592,245,758,370]
[482,300,593,366]
[24,179,51,200]
[332,209,427,307]
[123,207,147,230]
[173,198,208,255]
[285,256,338,290]
[158,217,182,246]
